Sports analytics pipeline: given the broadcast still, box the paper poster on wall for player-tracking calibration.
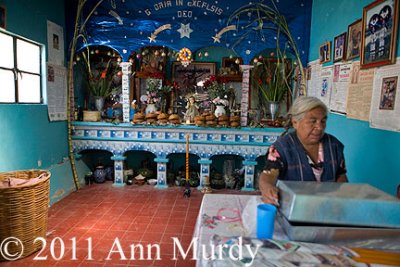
[330,63,351,114]
[346,61,375,121]
[47,20,64,66]
[369,61,400,131]
[306,60,321,98]
[318,66,333,108]
[47,63,67,121]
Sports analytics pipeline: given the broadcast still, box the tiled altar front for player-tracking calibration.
[71,122,283,190]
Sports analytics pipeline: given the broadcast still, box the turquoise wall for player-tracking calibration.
[1,0,399,199]
[310,0,400,195]
[0,0,88,204]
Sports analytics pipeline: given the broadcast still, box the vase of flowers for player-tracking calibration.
[94,96,105,111]
[82,53,122,111]
[266,101,280,121]
[252,52,293,120]
[145,103,157,114]
[214,104,226,117]
[203,75,230,116]
[141,78,160,113]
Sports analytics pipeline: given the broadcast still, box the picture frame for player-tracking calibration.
[138,46,167,77]
[172,62,216,97]
[379,76,397,110]
[221,57,243,82]
[319,41,331,64]
[333,32,347,62]
[346,19,362,60]
[361,0,399,69]
[0,5,6,29]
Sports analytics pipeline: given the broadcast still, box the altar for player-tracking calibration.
[71,122,283,190]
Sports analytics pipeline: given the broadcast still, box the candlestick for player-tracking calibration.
[186,134,189,182]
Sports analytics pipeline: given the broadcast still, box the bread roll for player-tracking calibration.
[230,121,240,127]
[230,115,240,122]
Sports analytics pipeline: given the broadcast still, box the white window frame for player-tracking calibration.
[0,29,45,104]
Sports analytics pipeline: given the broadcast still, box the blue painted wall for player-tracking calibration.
[310,0,400,195]
[0,0,89,204]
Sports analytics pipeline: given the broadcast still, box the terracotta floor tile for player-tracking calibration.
[164,224,184,234]
[168,217,186,225]
[146,223,167,233]
[122,231,143,242]
[3,183,255,266]
[140,232,163,243]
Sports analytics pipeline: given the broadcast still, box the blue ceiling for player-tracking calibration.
[66,0,312,64]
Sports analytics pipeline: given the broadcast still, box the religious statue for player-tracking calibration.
[184,96,199,123]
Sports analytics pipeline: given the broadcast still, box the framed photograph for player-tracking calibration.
[319,41,331,64]
[346,19,362,60]
[333,32,347,62]
[361,0,399,68]
[0,5,6,29]
[379,76,397,110]
[221,57,243,82]
[172,62,216,97]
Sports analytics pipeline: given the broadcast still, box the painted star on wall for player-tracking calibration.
[177,23,193,39]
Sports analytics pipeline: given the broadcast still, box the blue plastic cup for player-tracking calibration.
[256,203,277,239]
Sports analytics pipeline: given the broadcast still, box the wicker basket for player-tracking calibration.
[0,170,51,261]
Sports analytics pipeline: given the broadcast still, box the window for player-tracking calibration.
[0,30,43,103]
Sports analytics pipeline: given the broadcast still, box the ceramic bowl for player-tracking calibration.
[147,179,157,185]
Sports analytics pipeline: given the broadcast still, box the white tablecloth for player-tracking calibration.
[192,194,392,267]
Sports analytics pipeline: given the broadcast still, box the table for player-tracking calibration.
[193,194,400,267]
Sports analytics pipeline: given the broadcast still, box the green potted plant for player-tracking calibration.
[252,50,294,120]
[82,52,121,111]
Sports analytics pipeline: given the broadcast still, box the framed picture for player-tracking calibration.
[346,19,362,60]
[361,0,399,68]
[379,76,397,110]
[333,32,347,62]
[319,41,331,64]
[172,62,216,97]
[221,57,243,82]
[139,46,167,77]
[0,5,6,29]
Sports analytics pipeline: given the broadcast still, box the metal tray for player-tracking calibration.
[277,181,400,228]
[277,213,400,251]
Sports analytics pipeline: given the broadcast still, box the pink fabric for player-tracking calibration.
[267,145,281,161]
[0,176,43,188]
[308,143,324,182]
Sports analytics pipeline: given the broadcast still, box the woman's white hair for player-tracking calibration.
[288,96,328,121]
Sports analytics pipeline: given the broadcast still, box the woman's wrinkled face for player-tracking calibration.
[292,107,327,146]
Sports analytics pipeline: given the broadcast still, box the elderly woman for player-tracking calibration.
[259,96,348,204]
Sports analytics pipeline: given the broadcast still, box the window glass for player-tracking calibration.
[0,69,16,102]
[0,32,14,69]
[0,31,43,104]
[17,39,40,74]
[18,74,41,103]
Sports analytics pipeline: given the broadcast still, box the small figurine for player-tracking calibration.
[184,96,199,123]
[130,100,137,120]
[183,182,191,198]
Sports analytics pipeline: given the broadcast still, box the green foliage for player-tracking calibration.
[252,56,293,102]
[86,59,121,97]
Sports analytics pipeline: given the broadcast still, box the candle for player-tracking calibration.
[186,134,189,182]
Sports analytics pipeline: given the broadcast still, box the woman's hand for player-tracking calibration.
[259,169,280,205]
[261,184,279,205]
